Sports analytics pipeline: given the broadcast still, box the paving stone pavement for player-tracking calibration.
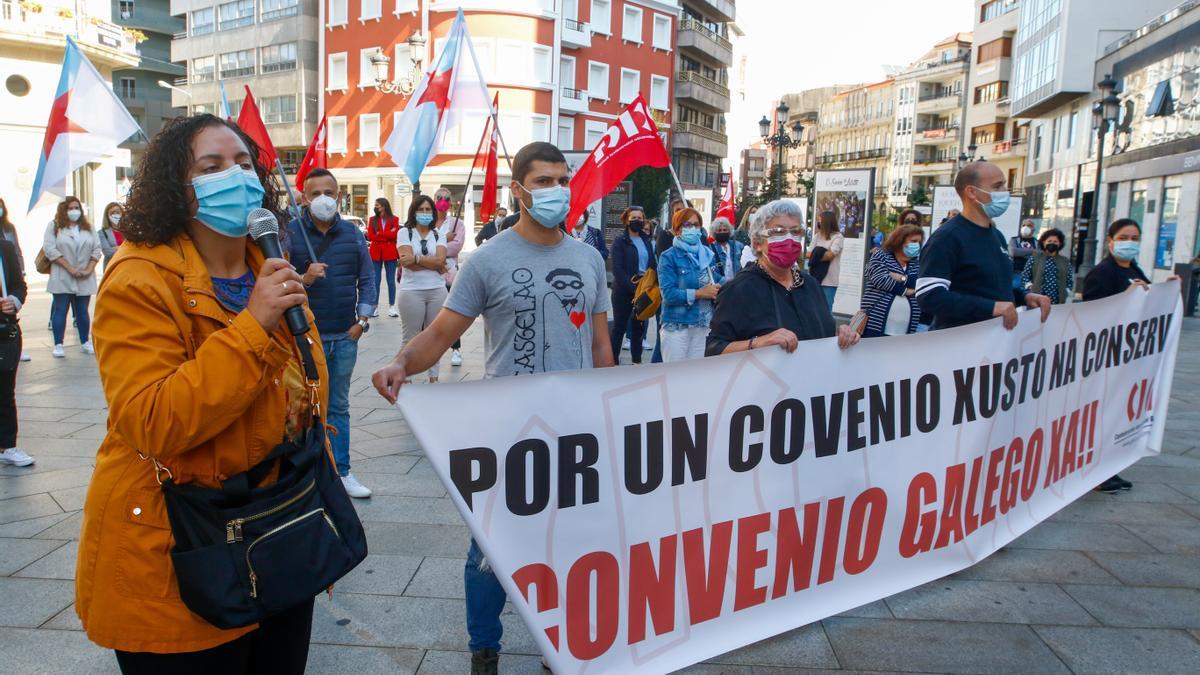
[1,293,1199,674]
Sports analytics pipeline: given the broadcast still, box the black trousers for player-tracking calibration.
[115,598,314,675]
[0,344,18,449]
[609,291,646,364]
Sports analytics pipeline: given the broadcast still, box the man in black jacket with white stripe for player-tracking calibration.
[916,161,1051,331]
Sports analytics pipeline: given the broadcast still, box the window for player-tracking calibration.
[557,117,574,149]
[584,120,607,149]
[622,5,642,43]
[329,0,347,26]
[980,0,1017,22]
[652,14,671,50]
[531,116,549,143]
[219,49,255,79]
[261,42,297,73]
[590,0,611,34]
[119,0,135,19]
[192,103,215,115]
[393,43,410,80]
[619,68,639,104]
[394,0,417,13]
[328,52,348,90]
[261,95,296,123]
[1156,181,1181,269]
[493,41,552,86]
[119,77,136,99]
[562,0,578,20]
[1066,110,1077,148]
[587,61,609,100]
[192,56,216,83]
[261,0,298,21]
[227,98,243,119]
[649,74,668,110]
[360,0,381,21]
[560,55,576,90]
[190,8,214,35]
[359,48,381,88]
[977,37,1012,63]
[328,116,347,153]
[973,81,1008,104]
[359,113,380,151]
[218,0,255,30]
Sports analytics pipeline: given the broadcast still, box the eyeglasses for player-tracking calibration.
[765,226,804,237]
[681,221,702,229]
[551,279,584,290]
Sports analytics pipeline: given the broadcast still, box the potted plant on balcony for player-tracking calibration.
[56,7,73,18]
[19,1,44,13]
[124,28,148,43]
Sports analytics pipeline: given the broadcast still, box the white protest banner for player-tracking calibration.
[397,284,1182,674]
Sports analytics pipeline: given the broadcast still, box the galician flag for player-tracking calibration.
[383,8,493,185]
[28,37,141,212]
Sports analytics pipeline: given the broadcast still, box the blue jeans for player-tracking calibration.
[322,338,358,476]
[51,294,90,345]
[822,286,838,310]
[373,259,397,307]
[465,538,507,652]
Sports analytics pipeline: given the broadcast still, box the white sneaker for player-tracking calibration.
[341,473,372,499]
[52,344,65,358]
[81,341,95,355]
[388,305,399,317]
[371,308,380,318]
[622,338,631,351]
[0,447,34,467]
[19,352,30,362]
[451,349,463,366]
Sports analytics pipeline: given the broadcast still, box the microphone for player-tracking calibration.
[248,208,310,336]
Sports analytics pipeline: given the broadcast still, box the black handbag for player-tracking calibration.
[0,318,19,372]
[145,337,367,629]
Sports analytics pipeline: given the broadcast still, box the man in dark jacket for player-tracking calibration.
[610,208,655,364]
[288,168,377,498]
[473,206,509,246]
[0,237,30,467]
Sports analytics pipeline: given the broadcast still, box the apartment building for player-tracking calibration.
[775,86,852,189]
[816,79,896,211]
[322,0,677,222]
[888,33,973,208]
[1,0,140,270]
[738,144,767,196]
[170,0,320,177]
[672,0,734,198]
[112,0,185,174]
[964,0,1026,193]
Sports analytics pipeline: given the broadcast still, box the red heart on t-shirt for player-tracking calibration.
[569,311,586,329]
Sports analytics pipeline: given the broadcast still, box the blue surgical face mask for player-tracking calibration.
[521,184,571,229]
[903,242,921,258]
[415,212,434,226]
[974,187,1011,220]
[1112,241,1140,261]
[190,165,265,238]
[679,228,702,246]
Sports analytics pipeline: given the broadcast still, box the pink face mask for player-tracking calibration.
[435,197,451,212]
[766,236,803,269]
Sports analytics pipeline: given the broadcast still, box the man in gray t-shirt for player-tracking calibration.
[371,141,614,674]
[446,227,609,377]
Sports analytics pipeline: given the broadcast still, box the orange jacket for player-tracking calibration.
[75,235,329,653]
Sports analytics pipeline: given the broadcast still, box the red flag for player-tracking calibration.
[566,95,670,230]
[477,95,500,223]
[236,86,279,169]
[716,169,735,222]
[295,116,328,190]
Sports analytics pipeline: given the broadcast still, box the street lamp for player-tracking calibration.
[1078,73,1121,279]
[369,32,427,96]
[760,101,804,200]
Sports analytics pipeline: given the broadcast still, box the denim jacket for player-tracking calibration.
[658,245,725,327]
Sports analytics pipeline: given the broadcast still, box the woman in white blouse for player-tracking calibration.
[42,196,102,358]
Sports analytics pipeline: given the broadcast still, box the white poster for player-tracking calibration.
[813,169,875,316]
[397,284,1182,674]
[931,185,1024,240]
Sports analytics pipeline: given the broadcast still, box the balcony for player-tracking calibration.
[989,138,1027,158]
[0,8,139,67]
[562,17,590,49]
[693,0,735,23]
[559,86,588,114]
[915,126,960,144]
[678,19,732,66]
[675,70,730,112]
[911,159,955,175]
[916,92,963,114]
[673,121,727,158]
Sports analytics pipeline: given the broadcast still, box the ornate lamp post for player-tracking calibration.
[759,101,804,200]
[1077,74,1121,279]
[368,32,428,96]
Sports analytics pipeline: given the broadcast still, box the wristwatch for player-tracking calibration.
[357,318,370,334]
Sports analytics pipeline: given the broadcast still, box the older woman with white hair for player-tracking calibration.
[706,200,859,357]
[708,216,745,280]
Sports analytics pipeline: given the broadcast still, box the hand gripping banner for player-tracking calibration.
[397,284,1182,673]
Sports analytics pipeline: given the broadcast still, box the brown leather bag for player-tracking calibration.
[34,248,51,275]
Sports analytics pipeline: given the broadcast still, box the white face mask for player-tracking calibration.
[109,212,122,225]
[67,209,82,222]
[308,194,339,222]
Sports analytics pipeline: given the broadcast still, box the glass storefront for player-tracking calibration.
[1156,178,1180,269]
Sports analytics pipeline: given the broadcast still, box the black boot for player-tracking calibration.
[471,649,499,675]
[1114,474,1133,490]
[1094,476,1124,494]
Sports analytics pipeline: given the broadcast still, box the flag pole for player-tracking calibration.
[275,158,317,262]
[453,114,493,225]
[667,160,691,208]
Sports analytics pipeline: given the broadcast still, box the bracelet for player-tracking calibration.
[748,336,755,350]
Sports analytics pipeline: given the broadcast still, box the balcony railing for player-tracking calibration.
[679,18,732,51]
[262,6,299,21]
[563,17,585,32]
[262,60,297,74]
[0,8,137,56]
[915,126,960,140]
[676,70,729,97]
[918,91,962,103]
[675,121,727,144]
[561,87,586,100]
[220,66,255,79]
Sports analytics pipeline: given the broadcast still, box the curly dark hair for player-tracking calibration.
[122,114,282,246]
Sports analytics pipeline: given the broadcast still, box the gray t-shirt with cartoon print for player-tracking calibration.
[445,228,611,378]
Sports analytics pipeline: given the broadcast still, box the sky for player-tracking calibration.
[727,0,976,168]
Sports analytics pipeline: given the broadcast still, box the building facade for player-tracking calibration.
[888,33,972,208]
[738,144,766,196]
[170,0,320,178]
[1,0,140,270]
[965,0,1026,193]
[672,0,733,198]
[321,0,677,229]
[816,78,895,211]
[775,86,850,191]
[112,0,185,175]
